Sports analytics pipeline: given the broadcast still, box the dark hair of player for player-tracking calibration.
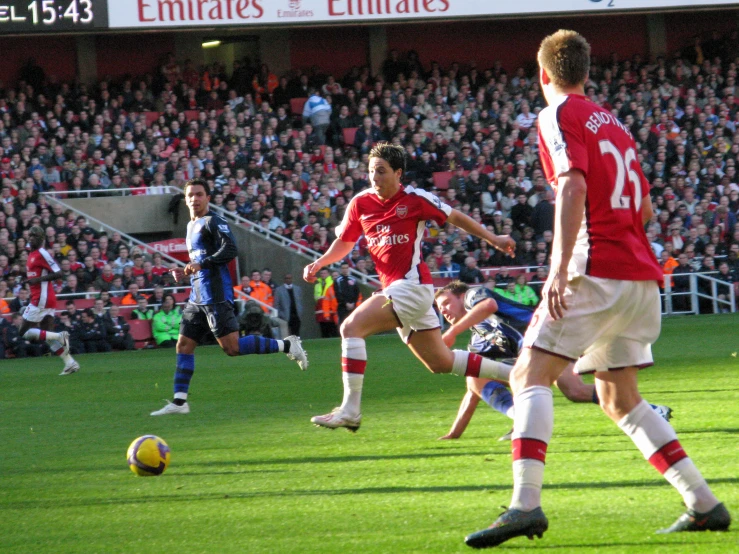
[435,280,469,299]
[369,142,406,177]
[28,225,45,239]
[184,177,211,197]
[537,29,591,89]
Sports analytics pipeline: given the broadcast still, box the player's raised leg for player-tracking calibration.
[406,328,513,382]
[21,312,79,375]
[596,368,730,533]
[311,293,398,431]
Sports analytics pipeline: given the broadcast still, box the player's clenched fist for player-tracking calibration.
[304,262,321,283]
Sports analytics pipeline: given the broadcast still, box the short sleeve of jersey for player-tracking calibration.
[408,187,451,226]
[464,286,494,311]
[39,248,60,273]
[538,98,588,181]
[336,197,363,243]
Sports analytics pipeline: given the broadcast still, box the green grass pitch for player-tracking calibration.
[1,315,737,553]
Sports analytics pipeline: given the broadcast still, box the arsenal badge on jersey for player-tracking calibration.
[396,205,408,218]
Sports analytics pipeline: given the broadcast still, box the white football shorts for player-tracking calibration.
[523,275,661,373]
[382,280,440,344]
[23,304,57,323]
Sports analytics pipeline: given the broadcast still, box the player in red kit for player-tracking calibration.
[22,226,80,375]
[464,31,730,549]
[303,143,516,431]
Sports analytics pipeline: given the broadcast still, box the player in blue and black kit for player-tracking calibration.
[434,281,672,439]
[151,178,308,416]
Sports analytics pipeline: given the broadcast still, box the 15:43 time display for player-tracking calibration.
[28,0,93,24]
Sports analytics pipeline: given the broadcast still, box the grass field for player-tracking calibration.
[1,315,738,553]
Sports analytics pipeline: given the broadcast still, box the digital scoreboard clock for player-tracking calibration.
[0,0,107,33]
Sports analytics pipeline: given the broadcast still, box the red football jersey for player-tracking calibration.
[337,186,451,289]
[26,248,60,309]
[538,94,663,281]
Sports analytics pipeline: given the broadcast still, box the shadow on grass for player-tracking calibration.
[5,477,737,509]
[500,538,732,550]
[184,451,495,467]
[678,428,739,435]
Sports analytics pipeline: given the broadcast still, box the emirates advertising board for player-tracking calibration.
[107,0,739,29]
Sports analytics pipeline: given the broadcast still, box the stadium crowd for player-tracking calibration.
[0,30,738,357]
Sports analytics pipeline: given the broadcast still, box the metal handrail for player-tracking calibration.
[39,186,173,198]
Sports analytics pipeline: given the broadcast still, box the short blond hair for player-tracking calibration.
[538,30,591,89]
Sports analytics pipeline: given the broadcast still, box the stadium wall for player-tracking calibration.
[227,223,323,339]
[63,195,181,235]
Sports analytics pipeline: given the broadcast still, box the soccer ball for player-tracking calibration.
[127,435,171,476]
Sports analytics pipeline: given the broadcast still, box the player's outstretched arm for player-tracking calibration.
[439,389,481,440]
[303,239,355,283]
[447,209,515,257]
[442,298,498,348]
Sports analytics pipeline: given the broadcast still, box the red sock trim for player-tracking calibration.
[465,353,482,378]
[512,438,548,463]
[648,440,688,474]
[341,357,366,375]
[39,330,47,341]
[54,348,64,356]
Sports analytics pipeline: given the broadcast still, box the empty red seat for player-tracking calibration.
[342,127,358,146]
[129,319,153,349]
[290,97,307,116]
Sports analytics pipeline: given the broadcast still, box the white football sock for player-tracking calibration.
[340,338,366,418]
[450,350,511,381]
[510,386,553,512]
[618,399,718,513]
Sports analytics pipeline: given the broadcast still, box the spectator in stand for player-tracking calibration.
[459,256,484,284]
[131,296,155,320]
[439,252,461,278]
[121,283,140,305]
[148,285,166,307]
[92,298,107,319]
[302,89,332,146]
[246,270,274,313]
[261,268,277,292]
[672,253,694,311]
[9,287,30,313]
[60,274,85,300]
[104,303,135,351]
[79,308,111,353]
[274,273,303,336]
[152,294,181,348]
[150,253,170,280]
[314,267,338,338]
[112,245,134,276]
[334,262,362,325]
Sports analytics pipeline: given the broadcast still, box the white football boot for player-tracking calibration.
[59,360,80,376]
[285,335,309,370]
[311,408,361,432]
[150,400,190,416]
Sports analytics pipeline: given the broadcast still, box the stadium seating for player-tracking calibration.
[342,127,358,146]
[128,319,154,349]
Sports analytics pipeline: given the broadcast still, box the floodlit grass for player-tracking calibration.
[1,315,737,553]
